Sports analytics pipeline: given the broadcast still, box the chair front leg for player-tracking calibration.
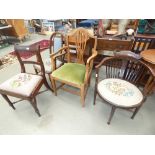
[107,106,116,125]
[50,76,57,96]
[131,106,141,119]
[1,94,16,110]
[29,97,41,117]
[88,75,92,87]
[93,85,97,105]
[80,86,85,107]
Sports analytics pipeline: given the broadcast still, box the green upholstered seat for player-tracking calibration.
[52,63,86,85]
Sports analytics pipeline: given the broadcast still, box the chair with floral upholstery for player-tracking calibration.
[50,28,97,106]
[93,55,155,124]
[0,45,50,117]
[33,32,64,90]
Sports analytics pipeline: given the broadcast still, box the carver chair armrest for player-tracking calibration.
[50,46,69,70]
[84,49,98,84]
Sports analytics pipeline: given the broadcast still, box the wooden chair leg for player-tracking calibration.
[88,75,92,87]
[93,87,97,105]
[1,94,16,110]
[107,106,116,125]
[43,76,53,91]
[29,98,41,117]
[80,86,85,107]
[50,77,57,96]
[48,74,54,92]
[131,106,141,119]
[34,68,39,74]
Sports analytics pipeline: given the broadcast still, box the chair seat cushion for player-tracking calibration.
[52,63,86,85]
[97,78,143,107]
[34,58,62,74]
[0,73,43,97]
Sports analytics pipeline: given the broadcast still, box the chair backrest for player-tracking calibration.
[96,55,155,95]
[132,34,155,54]
[49,32,64,54]
[14,44,45,77]
[66,28,97,64]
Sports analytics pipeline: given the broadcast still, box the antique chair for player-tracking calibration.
[94,38,133,65]
[131,34,155,54]
[33,32,64,89]
[0,45,51,117]
[93,55,155,124]
[50,28,97,106]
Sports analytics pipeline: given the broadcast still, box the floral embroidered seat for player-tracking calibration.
[0,73,43,97]
[94,55,155,124]
[0,45,51,117]
[97,78,143,107]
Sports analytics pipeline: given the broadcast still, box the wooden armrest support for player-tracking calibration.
[86,49,98,64]
[84,49,98,84]
[50,46,69,70]
[50,46,69,58]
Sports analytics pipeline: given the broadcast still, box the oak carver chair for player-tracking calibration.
[0,45,51,117]
[33,32,65,90]
[50,28,97,106]
[93,55,155,124]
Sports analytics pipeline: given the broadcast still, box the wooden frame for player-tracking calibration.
[0,45,51,117]
[93,55,155,124]
[34,32,65,91]
[50,28,97,106]
[132,34,155,54]
[94,38,133,65]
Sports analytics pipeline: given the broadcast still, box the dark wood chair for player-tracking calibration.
[132,34,155,54]
[0,45,50,117]
[93,55,155,124]
[94,38,133,65]
[33,32,64,90]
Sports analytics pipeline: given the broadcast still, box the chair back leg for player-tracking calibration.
[43,77,53,91]
[29,97,41,117]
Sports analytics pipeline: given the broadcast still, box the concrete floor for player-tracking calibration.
[0,34,155,135]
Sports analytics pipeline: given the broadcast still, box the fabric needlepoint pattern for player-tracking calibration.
[105,81,134,97]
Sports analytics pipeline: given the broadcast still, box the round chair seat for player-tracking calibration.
[97,78,143,107]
